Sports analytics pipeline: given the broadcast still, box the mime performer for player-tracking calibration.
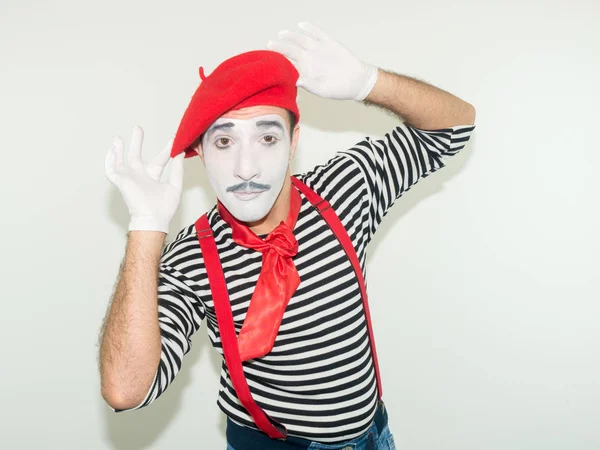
[101,22,476,450]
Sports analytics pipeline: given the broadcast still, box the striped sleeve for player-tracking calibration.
[109,234,206,413]
[338,122,476,237]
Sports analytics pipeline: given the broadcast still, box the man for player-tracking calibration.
[100,22,476,450]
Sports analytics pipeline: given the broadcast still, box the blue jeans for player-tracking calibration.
[226,420,396,450]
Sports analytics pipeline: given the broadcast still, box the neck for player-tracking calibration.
[247,172,292,235]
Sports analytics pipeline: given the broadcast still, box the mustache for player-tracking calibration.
[226,181,271,192]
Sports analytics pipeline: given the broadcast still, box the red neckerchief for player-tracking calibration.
[217,185,302,361]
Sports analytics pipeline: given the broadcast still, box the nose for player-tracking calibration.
[233,146,260,181]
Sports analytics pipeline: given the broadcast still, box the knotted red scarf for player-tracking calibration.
[217,186,302,362]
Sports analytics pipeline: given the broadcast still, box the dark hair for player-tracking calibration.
[286,109,297,139]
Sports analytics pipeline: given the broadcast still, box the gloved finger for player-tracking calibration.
[128,125,144,167]
[111,136,125,173]
[105,144,118,184]
[277,30,317,50]
[169,151,185,192]
[267,39,304,62]
[147,138,174,181]
[298,22,330,41]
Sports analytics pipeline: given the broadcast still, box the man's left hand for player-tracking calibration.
[267,22,378,102]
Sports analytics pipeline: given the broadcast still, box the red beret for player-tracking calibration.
[170,50,300,159]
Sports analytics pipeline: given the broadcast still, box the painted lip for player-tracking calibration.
[232,190,268,200]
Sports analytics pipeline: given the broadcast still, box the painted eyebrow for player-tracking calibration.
[255,120,285,132]
[205,122,235,139]
[204,119,285,141]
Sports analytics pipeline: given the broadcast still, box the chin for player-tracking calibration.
[223,199,273,223]
[236,210,269,223]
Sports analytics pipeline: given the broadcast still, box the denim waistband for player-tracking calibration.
[226,400,389,450]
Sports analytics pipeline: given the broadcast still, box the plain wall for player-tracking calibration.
[1,0,599,449]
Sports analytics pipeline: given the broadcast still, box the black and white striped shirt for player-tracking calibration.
[113,121,475,443]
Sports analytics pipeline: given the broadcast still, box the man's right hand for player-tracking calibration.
[105,125,185,234]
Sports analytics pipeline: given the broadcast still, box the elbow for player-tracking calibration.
[466,103,476,125]
[101,375,145,411]
[102,387,143,411]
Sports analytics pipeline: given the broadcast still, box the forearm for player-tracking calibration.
[99,231,165,409]
[364,69,476,130]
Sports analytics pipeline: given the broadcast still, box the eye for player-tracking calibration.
[215,137,231,149]
[261,135,279,145]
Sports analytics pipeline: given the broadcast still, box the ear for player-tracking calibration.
[194,142,205,164]
[289,123,300,161]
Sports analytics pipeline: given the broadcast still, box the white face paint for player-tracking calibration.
[202,113,291,223]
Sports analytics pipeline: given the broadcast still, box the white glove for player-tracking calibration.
[267,22,379,101]
[105,125,185,234]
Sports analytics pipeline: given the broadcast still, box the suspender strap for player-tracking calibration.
[195,215,287,439]
[290,176,383,399]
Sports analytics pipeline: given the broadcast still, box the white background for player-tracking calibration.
[1,0,599,449]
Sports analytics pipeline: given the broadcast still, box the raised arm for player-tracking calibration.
[269,22,476,239]
[100,126,191,410]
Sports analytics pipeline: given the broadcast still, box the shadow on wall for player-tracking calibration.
[100,85,476,448]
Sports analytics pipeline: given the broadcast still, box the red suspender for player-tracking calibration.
[290,176,383,400]
[195,215,287,439]
[194,176,383,438]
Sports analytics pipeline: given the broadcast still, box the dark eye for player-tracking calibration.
[215,137,231,148]
[262,135,278,145]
